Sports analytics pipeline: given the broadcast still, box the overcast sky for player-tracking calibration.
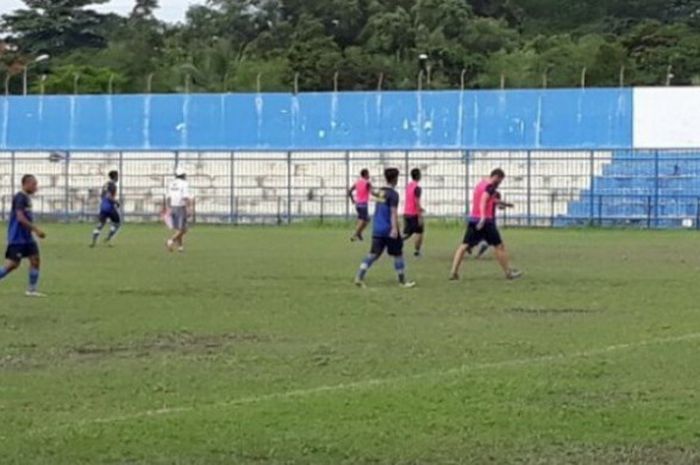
[0,0,203,23]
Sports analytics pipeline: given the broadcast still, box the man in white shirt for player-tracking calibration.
[166,167,192,252]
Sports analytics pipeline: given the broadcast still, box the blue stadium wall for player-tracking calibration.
[0,88,634,151]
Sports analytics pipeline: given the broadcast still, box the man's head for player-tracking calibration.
[360,169,370,179]
[22,174,38,194]
[175,166,187,180]
[109,170,119,182]
[384,168,400,187]
[490,168,506,188]
[411,168,422,181]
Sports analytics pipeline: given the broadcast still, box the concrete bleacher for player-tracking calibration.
[560,151,700,227]
[0,150,620,224]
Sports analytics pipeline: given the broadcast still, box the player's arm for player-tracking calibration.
[15,209,45,239]
[390,205,399,239]
[348,185,356,204]
[108,184,119,207]
[477,191,490,230]
[415,187,424,216]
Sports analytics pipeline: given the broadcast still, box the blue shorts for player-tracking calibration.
[356,204,369,221]
[99,208,121,224]
[370,236,403,257]
[5,242,39,262]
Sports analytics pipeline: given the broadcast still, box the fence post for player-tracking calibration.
[64,152,70,222]
[229,151,235,224]
[286,151,292,224]
[464,150,471,218]
[654,149,660,228]
[345,151,350,221]
[549,192,555,227]
[320,196,325,224]
[696,197,700,231]
[647,195,652,229]
[404,150,410,185]
[10,150,15,196]
[526,150,532,226]
[588,150,595,225]
[118,151,124,221]
[598,195,603,226]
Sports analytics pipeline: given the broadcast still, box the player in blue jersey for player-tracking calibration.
[354,168,416,289]
[90,170,121,248]
[0,175,47,297]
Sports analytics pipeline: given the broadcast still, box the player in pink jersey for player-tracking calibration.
[403,168,425,257]
[348,169,372,241]
[449,168,522,281]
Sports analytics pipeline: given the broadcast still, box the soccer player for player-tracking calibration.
[354,168,415,289]
[449,169,522,281]
[90,170,121,248]
[348,169,372,241]
[403,168,425,257]
[166,167,192,253]
[0,175,47,297]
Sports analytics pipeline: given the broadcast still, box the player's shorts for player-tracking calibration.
[99,208,121,224]
[463,221,502,248]
[356,204,369,221]
[403,215,424,236]
[5,242,39,262]
[370,236,404,257]
[171,206,188,230]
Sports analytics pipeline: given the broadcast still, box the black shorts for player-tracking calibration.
[99,209,121,224]
[356,204,369,221]
[463,221,502,248]
[403,216,424,236]
[5,242,39,262]
[370,236,404,257]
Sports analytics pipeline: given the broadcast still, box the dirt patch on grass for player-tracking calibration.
[504,307,602,316]
[68,331,266,361]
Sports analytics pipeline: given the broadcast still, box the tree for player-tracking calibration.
[1,0,111,55]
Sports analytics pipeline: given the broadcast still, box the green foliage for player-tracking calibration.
[40,64,125,94]
[2,0,700,93]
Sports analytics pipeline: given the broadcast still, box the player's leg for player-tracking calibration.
[389,238,415,287]
[475,241,489,259]
[91,215,107,247]
[355,238,384,286]
[105,211,122,245]
[413,219,425,257]
[450,224,478,280]
[351,206,369,241]
[0,254,21,282]
[167,208,184,251]
[487,226,522,280]
[26,247,44,297]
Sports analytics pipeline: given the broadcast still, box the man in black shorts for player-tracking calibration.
[403,168,425,257]
[0,175,47,297]
[450,169,521,281]
[354,168,415,288]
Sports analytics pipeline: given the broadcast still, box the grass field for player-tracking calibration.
[2,223,700,465]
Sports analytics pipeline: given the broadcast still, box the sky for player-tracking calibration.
[0,0,204,23]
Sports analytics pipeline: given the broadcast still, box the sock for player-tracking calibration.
[394,257,406,284]
[92,223,105,245]
[0,267,8,281]
[357,255,377,280]
[106,224,121,242]
[28,268,39,292]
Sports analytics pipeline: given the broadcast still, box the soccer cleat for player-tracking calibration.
[449,273,460,281]
[414,250,422,258]
[177,246,185,253]
[166,239,175,252]
[354,277,367,288]
[400,281,417,289]
[25,290,46,298]
[507,269,523,280]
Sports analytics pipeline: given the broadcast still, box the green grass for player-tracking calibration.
[2,223,700,464]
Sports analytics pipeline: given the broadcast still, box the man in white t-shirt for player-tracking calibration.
[166,167,192,252]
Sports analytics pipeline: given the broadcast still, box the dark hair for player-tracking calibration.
[411,168,421,181]
[21,174,35,185]
[384,168,400,184]
[109,170,119,180]
[491,168,506,179]
[360,169,369,177]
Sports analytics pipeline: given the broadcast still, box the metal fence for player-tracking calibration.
[2,149,700,228]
